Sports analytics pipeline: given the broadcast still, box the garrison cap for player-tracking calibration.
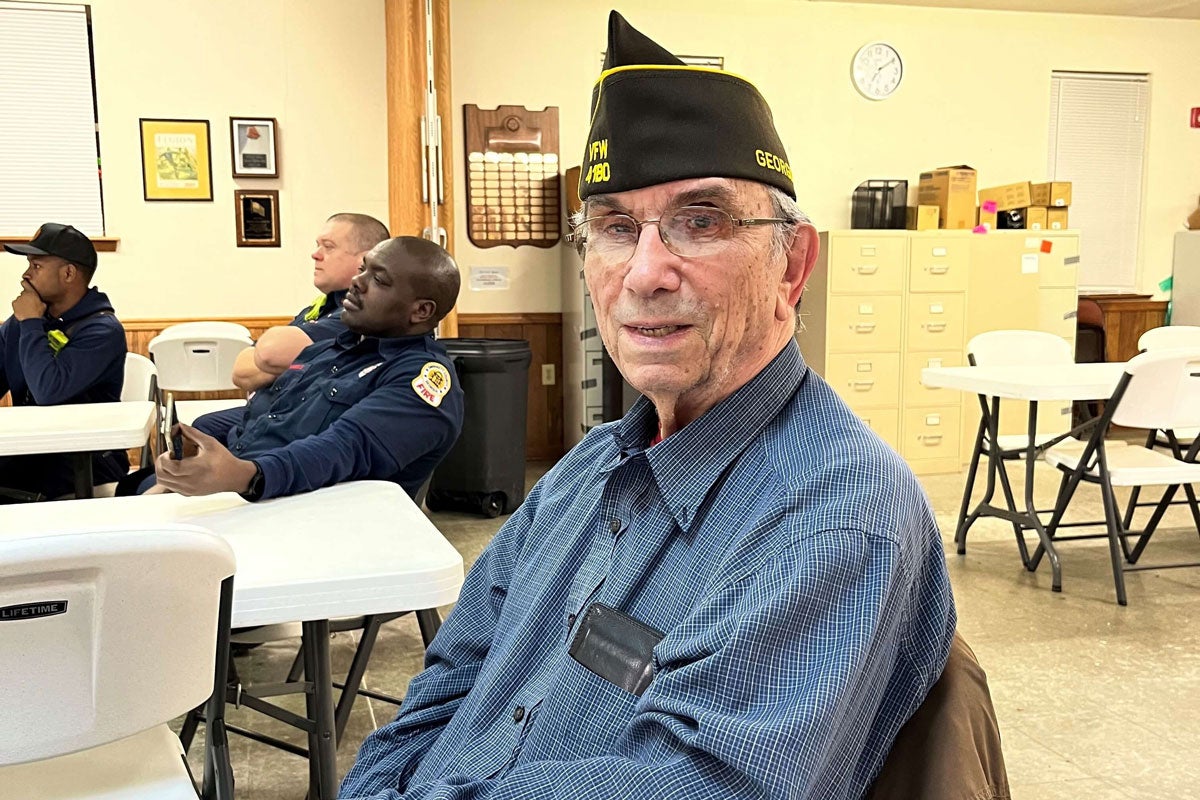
[579,11,795,201]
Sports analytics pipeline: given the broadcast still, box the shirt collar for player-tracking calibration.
[611,339,807,532]
[325,289,348,315]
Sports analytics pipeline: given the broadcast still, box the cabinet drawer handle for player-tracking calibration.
[850,380,876,391]
[924,322,947,332]
[853,322,877,333]
[855,264,878,275]
[927,265,949,275]
[918,434,944,445]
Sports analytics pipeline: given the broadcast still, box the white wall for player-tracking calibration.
[86,0,388,318]
[449,0,1200,312]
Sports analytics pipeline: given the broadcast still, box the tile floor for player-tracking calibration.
[185,460,1200,799]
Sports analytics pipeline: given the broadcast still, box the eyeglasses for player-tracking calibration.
[567,205,791,260]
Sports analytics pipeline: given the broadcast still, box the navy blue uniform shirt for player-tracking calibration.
[0,287,129,494]
[205,329,463,500]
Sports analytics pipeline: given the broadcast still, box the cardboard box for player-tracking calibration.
[1047,207,1069,230]
[1025,206,1048,231]
[917,165,977,230]
[978,181,1032,212]
[976,206,996,231]
[1030,181,1072,208]
[906,205,940,230]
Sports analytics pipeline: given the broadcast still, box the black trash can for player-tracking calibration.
[427,338,531,518]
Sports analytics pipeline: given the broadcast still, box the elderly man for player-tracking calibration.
[150,236,463,501]
[340,12,954,800]
[0,223,127,501]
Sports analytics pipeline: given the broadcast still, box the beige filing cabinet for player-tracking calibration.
[799,230,1079,476]
[961,231,1080,462]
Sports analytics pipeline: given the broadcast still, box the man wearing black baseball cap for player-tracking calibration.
[1,222,128,501]
[341,12,960,800]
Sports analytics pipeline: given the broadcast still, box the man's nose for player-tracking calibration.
[622,223,681,297]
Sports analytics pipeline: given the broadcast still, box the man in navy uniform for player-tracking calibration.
[189,212,392,446]
[0,223,127,501]
[340,12,954,800]
[149,235,463,501]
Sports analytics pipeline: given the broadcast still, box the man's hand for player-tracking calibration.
[12,280,46,321]
[154,423,259,497]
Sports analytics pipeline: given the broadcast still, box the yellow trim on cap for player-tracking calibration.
[593,63,759,92]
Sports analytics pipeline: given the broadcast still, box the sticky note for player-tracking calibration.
[1040,240,1053,254]
[972,225,989,234]
[1021,254,1039,274]
[982,200,998,213]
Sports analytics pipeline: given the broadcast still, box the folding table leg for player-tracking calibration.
[1020,402,1062,591]
[302,620,338,800]
[1100,475,1129,606]
[416,608,442,648]
[71,452,93,499]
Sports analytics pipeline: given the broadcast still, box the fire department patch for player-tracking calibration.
[412,362,452,407]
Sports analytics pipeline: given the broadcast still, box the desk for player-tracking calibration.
[0,401,155,497]
[922,363,1127,592]
[0,480,464,798]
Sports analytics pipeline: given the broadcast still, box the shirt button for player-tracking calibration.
[609,519,622,533]
[329,387,338,397]
[268,413,277,419]
[512,706,525,723]
[331,365,339,373]
[234,443,243,451]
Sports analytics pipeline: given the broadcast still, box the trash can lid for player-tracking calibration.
[439,338,531,357]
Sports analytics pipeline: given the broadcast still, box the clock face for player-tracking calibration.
[852,42,903,100]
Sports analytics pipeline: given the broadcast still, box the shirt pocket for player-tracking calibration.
[312,373,374,428]
[522,655,643,762]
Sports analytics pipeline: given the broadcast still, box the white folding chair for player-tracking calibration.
[148,322,253,394]
[0,525,236,799]
[956,331,1083,558]
[1042,348,1200,604]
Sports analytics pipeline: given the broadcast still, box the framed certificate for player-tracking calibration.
[230,117,279,178]
[234,189,280,247]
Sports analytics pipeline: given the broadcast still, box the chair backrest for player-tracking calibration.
[968,329,1073,367]
[148,322,253,392]
[866,631,1009,800]
[0,526,235,766]
[1137,325,1200,352]
[1111,348,1200,431]
[121,352,158,402]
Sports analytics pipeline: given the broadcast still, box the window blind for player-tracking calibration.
[0,2,103,236]
[1047,71,1149,292]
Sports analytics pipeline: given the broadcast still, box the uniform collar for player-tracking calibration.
[332,327,435,356]
[611,339,807,533]
[325,289,348,315]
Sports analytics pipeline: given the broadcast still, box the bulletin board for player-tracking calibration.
[463,104,560,249]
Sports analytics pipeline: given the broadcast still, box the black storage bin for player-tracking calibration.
[851,179,907,230]
[427,338,532,518]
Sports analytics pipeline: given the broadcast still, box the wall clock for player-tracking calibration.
[852,41,903,101]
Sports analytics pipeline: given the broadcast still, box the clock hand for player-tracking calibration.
[874,58,897,76]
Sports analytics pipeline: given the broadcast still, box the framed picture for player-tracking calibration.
[230,116,278,178]
[138,119,213,201]
[234,189,280,247]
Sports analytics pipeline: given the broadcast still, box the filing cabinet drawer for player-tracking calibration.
[828,237,906,294]
[909,239,969,293]
[826,353,901,410]
[857,409,899,451]
[826,296,903,353]
[902,406,961,462]
[904,350,964,407]
[906,294,965,351]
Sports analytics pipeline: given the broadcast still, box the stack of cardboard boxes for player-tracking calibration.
[910,166,1072,232]
[977,181,1071,231]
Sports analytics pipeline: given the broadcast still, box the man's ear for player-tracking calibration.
[411,298,437,325]
[62,262,81,285]
[776,223,819,322]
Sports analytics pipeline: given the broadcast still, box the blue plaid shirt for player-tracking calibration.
[342,340,956,799]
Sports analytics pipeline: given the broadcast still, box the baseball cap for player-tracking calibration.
[3,223,98,270]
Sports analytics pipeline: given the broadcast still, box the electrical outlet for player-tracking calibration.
[541,364,556,386]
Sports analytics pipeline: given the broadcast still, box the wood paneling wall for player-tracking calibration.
[3,312,566,462]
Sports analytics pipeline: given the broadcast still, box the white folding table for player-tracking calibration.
[0,401,155,497]
[922,363,1127,592]
[0,480,464,799]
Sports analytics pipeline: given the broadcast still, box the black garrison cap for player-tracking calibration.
[578,11,795,202]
